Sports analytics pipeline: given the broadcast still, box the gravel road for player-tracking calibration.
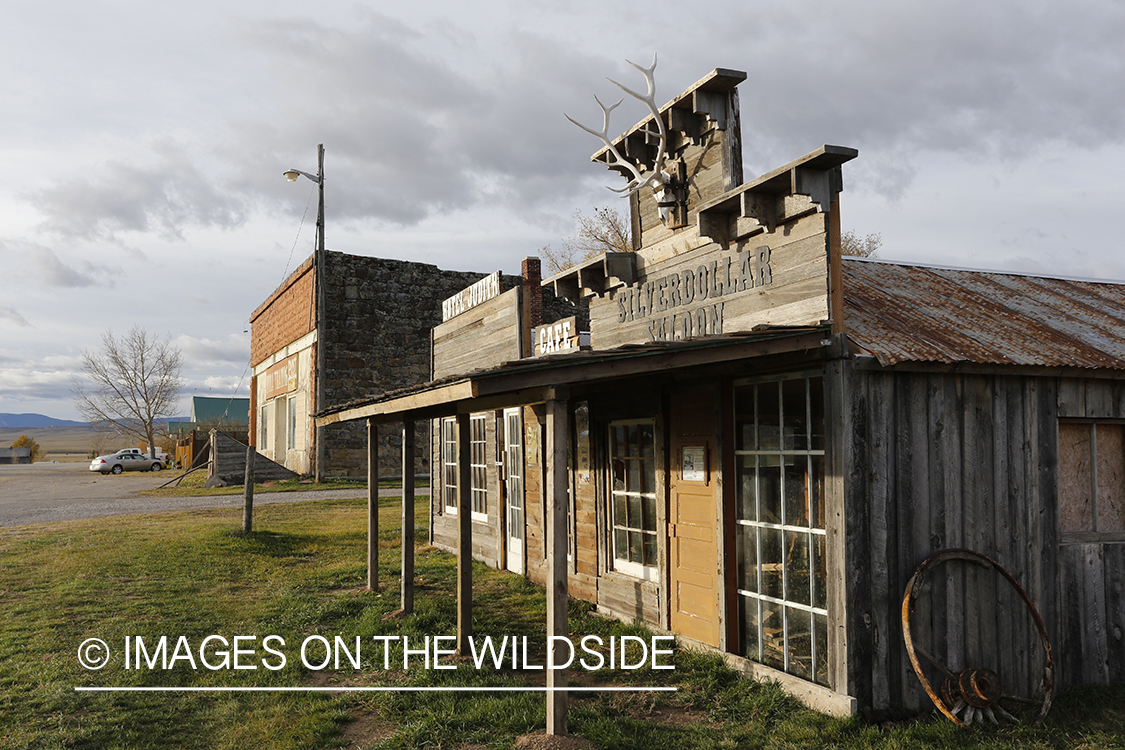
[0,462,420,527]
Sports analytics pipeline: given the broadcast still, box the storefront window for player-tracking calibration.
[470,414,488,519]
[609,420,658,580]
[442,417,458,513]
[734,374,827,685]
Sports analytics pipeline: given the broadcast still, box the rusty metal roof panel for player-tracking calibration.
[842,259,1125,369]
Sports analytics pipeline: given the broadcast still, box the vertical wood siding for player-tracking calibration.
[1054,378,1125,688]
[842,365,1061,717]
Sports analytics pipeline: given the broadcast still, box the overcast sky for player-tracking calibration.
[2,0,1124,422]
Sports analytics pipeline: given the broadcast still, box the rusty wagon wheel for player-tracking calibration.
[901,548,1054,727]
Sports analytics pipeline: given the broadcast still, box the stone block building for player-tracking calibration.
[250,251,505,478]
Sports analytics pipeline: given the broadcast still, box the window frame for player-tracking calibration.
[1059,418,1125,542]
[469,413,489,521]
[733,372,829,686]
[441,417,458,515]
[608,418,660,582]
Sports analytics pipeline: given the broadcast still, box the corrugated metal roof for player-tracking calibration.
[843,259,1125,368]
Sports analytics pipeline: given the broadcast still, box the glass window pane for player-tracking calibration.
[628,530,643,563]
[627,460,641,494]
[612,459,626,491]
[809,377,825,451]
[641,496,657,531]
[736,455,757,522]
[640,424,655,457]
[734,385,755,451]
[813,533,826,610]
[640,459,655,494]
[614,528,627,562]
[783,455,809,527]
[785,531,811,606]
[786,606,812,680]
[761,528,783,599]
[736,524,757,594]
[739,595,760,661]
[759,456,782,523]
[814,613,829,686]
[758,382,780,450]
[760,599,784,669]
[782,378,808,451]
[628,494,642,529]
[613,495,627,528]
[642,534,657,567]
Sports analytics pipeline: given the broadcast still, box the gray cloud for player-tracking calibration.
[11,241,117,288]
[0,306,31,327]
[29,140,248,240]
[720,2,1125,193]
[172,333,250,366]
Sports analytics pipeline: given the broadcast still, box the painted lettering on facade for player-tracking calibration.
[441,271,501,322]
[264,354,299,400]
[534,317,578,357]
[614,245,772,341]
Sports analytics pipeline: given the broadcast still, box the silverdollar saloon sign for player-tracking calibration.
[589,215,831,350]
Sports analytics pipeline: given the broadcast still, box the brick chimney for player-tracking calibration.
[522,257,543,328]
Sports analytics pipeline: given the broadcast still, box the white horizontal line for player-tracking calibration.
[75,686,677,693]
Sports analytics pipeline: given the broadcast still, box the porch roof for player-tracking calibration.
[316,326,834,426]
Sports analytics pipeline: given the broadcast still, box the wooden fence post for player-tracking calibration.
[242,443,254,534]
[546,395,569,736]
[368,418,379,591]
[401,420,415,614]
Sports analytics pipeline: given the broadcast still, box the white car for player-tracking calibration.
[89,452,165,474]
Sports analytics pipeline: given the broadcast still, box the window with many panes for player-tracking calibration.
[441,415,489,518]
[470,414,488,519]
[609,420,658,580]
[504,409,524,541]
[442,417,458,513]
[734,374,827,685]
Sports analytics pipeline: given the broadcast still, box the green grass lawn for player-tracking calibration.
[139,474,425,497]
[0,499,1121,749]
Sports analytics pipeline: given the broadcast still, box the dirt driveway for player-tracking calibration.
[0,462,393,527]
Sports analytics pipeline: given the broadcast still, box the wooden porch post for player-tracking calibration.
[456,412,473,653]
[546,395,569,735]
[367,418,379,591]
[401,420,415,614]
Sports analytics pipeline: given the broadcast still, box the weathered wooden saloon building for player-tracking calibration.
[318,66,1125,721]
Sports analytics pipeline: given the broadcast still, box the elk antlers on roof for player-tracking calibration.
[565,55,669,196]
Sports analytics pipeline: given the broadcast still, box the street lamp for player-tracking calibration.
[285,144,327,482]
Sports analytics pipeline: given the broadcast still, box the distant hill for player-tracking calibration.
[0,413,88,428]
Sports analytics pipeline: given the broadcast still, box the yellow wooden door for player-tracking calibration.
[669,389,721,646]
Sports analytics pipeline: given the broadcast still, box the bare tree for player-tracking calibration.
[541,206,633,275]
[73,326,184,459]
[841,230,882,258]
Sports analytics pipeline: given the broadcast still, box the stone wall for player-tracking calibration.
[251,251,580,478]
[320,252,503,477]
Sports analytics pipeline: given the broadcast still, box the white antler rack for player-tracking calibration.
[566,55,669,195]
